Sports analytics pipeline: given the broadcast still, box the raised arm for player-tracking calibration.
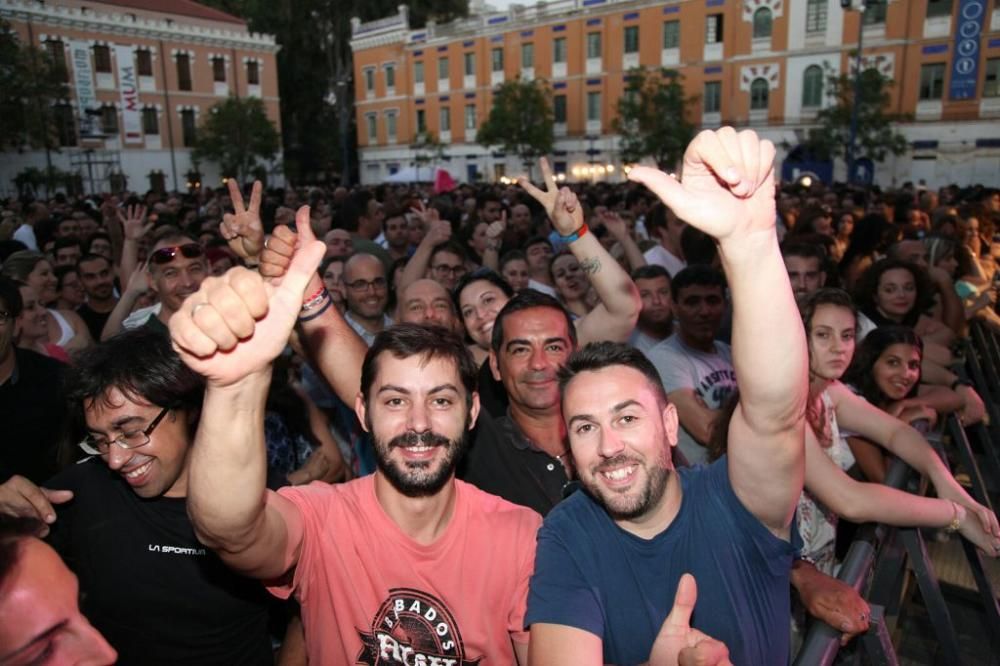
[519,159,641,344]
[601,209,647,272]
[169,238,327,579]
[219,180,265,266]
[630,129,807,535]
[117,204,150,289]
[397,203,451,292]
[259,210,367,404]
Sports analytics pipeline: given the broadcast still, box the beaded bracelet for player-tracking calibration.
[945,500,962,533]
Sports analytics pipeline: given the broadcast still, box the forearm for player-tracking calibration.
[937,280,965,333]
[829,477,956,528]
[616,235,647,272]
[299,304,367,405]
[883,426,952,488]
[188,370,272,550]
[482,243,500,271]
[568,234,640,321]
[398,234,435,291]
[100,290,142,340]
[719,232,807,429]
[120,239,139,288]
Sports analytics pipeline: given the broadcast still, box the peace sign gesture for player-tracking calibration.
[220,180,265,262]
[518,157,581,236]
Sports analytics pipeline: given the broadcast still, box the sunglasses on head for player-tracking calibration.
[150,243,204,265]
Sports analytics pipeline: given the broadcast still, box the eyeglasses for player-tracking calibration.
[78,407,170,456]
[150,243,204,265]
[432,264,467,278]
[346,277,388,292]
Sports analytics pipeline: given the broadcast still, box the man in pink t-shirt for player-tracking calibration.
[168,238,540,665]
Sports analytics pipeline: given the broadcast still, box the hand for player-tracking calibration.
[956,384,986,425]
[486,210,507,244]
[259,207,314,283]
[124,260,151,297]
[519,158,584,236]
[793,561,870,645]
[118,204,151,241]
[648,574,733,666]
[956,501,1000,556]
[600,209,629,241]
[412,200,440,225]
[220,180,265,261]
[936,482,1000,545]
[169,235,326,387]
[426,217,452,246]
[628,128,776,243]
[0,475,73,535]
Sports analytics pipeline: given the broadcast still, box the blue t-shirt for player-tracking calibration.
[526,456,798,665]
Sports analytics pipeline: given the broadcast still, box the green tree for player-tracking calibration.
[193,96,280,182]
[477,77,553,176]
[199,0,467,184]
[802,68,909,164]
[0,19,68,152]
[613,68,694,170]
[412,130,445,175]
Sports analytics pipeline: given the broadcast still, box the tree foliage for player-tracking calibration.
[192,96,280,182]
[0,20,69,152]
[477,77,553,171]
[199,0,468,183]
[613,68,694,170]
[802,68,909,163]
[412,131,445,165]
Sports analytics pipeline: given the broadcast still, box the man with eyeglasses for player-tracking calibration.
[343,252,392,346]
[0,328,275,665]
[428,241,469,292]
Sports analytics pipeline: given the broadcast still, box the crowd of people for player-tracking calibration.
[1,126,1000,666]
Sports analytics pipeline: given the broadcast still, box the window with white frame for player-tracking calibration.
[554,94,567,123]
[919,63,945,100]
[440,107,450,132]
[806,0,827,33]
[415,61,425,83]
[586,91,601,121]
[521,43,534,68]
[385,111,397,141]
[753,8,772,39]
[750,78,769,110]
[364,67,375,92]
[464,104,476,129]
[587,33,602,59]
[802,65,824,107]
[491,48,503,72]
[463,53,475,76]
[554,38,567,63]
[624,26,639,54]
[663,21,680,48]
[706,14,723,43]
[704,81,721,113]
[385,64,395,89]
[366,113,377,141]
[438,57,449,80]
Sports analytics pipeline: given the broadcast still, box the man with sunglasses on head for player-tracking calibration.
[0,328,275,665]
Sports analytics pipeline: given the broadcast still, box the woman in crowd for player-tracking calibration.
[926,236,1000,331]
[498,250,530,293]
[454,269,514,366]
[1,251,91,352]
[54,265,85,311]
[843,326,984,481]
[319,256,347,313]
[838,213,899,291]
[14,283,69,362]
[832,210,855,262]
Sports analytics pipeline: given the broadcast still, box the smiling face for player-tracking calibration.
[564,365,677,522]
[551,254,586,302]
[459,279,510,350]
[808,304,857,381]
[26,260,57,305]
[78,257,115,301]
[0,539,117,666]
[873,342,922,401]
[490,306,572,413]
[500,258,530,292]
[148,239,208,317]
[15,285,48,344]
[83,389,190,499]
[357,353,479,497]
[344,254,389,321]
[875,268,917,321]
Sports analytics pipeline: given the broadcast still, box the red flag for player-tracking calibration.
[434,168,456,194]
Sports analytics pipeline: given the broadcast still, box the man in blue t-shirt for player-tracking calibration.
[526,128,809,666]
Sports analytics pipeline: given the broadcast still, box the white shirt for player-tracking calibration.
[12,224,38,251]
[643,244,686,277]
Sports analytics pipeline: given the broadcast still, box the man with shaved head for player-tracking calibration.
[397,278,458,331]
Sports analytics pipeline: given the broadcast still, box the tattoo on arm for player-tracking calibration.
[580,256,601,275]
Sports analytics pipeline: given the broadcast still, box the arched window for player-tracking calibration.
[750,78,769,110]
[802,65,824,107]
[753,7,773,39]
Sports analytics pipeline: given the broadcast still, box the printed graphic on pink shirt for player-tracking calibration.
[357,588,482,665]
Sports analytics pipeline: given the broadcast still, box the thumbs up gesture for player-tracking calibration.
[648,574,733,666]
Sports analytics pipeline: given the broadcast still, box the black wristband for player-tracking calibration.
[298,297,333,323]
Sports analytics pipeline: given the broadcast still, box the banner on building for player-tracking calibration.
[114,44,143,144]
[68,40,100,139]
[949,0,986,100]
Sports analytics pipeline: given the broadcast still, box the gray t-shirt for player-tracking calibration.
[648,334,737,464]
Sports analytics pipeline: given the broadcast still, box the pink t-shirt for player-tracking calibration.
[268,475,541,665]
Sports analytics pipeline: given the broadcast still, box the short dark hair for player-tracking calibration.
[799,287,857,334]
[631,264,671,283]
[53,237,82,252]
[76,253,111,272]
[65,328,204,425]
[84,231,111,253]
[53,264,78,291]
[644,203,675,235]
[523,235,553,253]
[680,226,717,267]
[0,275,23,319]
[453,268,513,310]
[781,241,828,263]
[476,191,501,211]
[360,324,478,407]
[499,250,527,272]
[853,258,933,327]
[491,289,577,354]
[670,265,726,302]
[843,326,923,406]
[0,515,47,596]
[430,240,467,265]
[557,341,668,408]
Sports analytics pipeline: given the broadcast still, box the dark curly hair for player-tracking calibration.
[842,326,923,407]
[853,258,935,328]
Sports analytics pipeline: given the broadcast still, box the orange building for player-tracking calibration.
[351,1,1000,187]
[0,0,281,194]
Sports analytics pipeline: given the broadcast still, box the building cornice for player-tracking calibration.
[0,0,279,52]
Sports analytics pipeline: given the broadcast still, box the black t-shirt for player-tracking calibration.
[46,460,273,666]
[76,302,112,341]
[476,358,509,418]
[459,411,575,516]
[0,348,68,484]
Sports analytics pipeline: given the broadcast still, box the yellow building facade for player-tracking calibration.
[351,0,1000,187]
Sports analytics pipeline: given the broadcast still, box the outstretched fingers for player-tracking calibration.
[227,178,246,213]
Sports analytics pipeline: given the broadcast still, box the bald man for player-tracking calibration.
[342,253,392,346]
